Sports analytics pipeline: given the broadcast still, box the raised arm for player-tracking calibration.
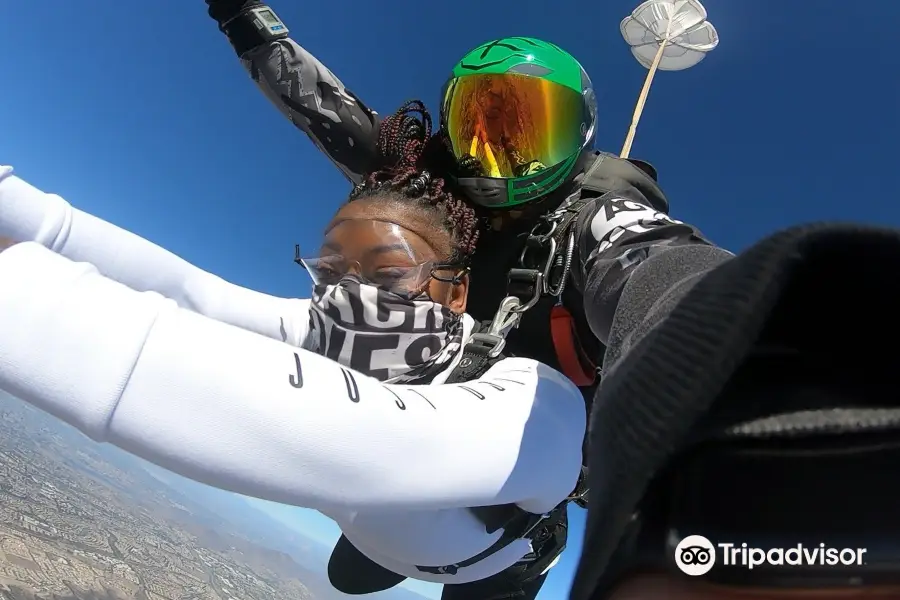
[571,187,735,368]
[206,0,381,184]
[0,166,308,346]
[0,243,585,514]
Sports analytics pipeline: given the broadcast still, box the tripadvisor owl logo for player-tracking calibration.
[674,535,868,576]
[675,535,717,576]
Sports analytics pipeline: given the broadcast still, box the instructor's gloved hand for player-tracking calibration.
[205,0,262,30]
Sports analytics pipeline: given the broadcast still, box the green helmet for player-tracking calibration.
[439,37,598,208]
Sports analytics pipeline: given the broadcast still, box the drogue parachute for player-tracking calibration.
[619,0,720,158]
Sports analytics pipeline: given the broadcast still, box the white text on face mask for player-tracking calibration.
[308,280,459,381]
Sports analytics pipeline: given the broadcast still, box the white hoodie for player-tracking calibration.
[0,166,585,584]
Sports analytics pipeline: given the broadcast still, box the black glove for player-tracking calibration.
[206,0,286,56]
[205,0,262,30]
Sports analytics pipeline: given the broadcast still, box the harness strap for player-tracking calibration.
[536,195,598,387]
[550,305,597,387]
[445,320,505,384]
[444,352,499,384]
[416,505,563,576]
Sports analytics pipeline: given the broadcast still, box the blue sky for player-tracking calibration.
[1,1,897,598]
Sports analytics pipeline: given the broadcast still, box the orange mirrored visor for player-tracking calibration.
[443,73,586,179]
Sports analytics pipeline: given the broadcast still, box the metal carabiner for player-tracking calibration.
[535,219,559,241]
[519,232,555,269]
[528,214,560,242]
[468,296,524,358]
[487,296,524,337]
[538,237,558,293]
[545,231,575,297]
[518,211,564,267]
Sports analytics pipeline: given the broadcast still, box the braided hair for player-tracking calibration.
[347,100,481,263]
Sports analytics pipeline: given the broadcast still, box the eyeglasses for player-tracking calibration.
[294,245,467,299]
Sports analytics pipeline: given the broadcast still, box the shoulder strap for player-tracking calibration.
[551,304,597,387]
[510,192,599,388]
[542,194,600,387]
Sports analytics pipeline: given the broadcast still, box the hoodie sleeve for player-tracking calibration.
[0,243,584,515]
[0,167,309,347]
[233,34,380,184]
[570,188,735,370]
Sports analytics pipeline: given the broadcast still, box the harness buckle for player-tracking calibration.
[506,269,544,313]
[467,333,507,358]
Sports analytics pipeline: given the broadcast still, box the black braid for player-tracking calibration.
[348,100,481,262]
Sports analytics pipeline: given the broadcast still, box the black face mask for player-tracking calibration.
[305,276,464,383]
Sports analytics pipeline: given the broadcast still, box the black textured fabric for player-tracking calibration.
[571,223,900,600]
[328,535,405,594]
[205,0,261,27]
[206,1,290,57]
[444,340,502,384]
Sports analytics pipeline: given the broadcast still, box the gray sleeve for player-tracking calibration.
[239,38,381,184]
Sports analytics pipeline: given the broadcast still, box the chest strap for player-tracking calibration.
[444,326,503,384]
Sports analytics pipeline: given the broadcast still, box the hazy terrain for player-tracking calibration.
[0,392,428,600]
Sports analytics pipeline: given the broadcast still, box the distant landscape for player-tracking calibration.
[0,392,428,600]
